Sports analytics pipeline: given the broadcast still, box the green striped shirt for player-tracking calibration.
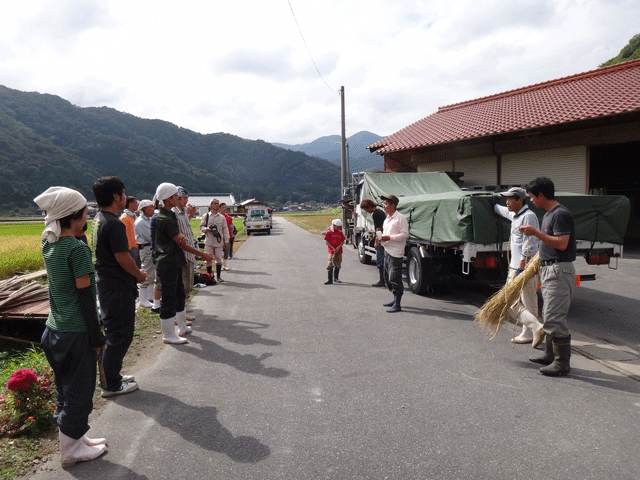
[42,237,96,332]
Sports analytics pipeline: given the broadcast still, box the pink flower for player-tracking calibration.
[6,369,38,392]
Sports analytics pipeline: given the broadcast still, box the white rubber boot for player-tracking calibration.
[59,431,107,468]
[520,310,545,348]
[512,324,533,344]
[161,317,188,344]
[223,259,230,271]
[81,435,106,446]
[176,310,192,337]
[138,286,153,308]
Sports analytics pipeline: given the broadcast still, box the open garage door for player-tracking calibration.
[590,141,640,245]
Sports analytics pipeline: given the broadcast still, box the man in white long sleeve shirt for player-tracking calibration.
[493,187,544,347]
[378,194,409,313]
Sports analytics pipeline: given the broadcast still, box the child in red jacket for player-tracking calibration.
[324,219,346,285]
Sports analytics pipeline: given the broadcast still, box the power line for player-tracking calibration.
[286,0,336,92]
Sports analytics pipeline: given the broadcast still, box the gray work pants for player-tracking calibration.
[540,262,575,338]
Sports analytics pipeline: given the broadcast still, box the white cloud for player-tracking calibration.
[0,0,639,144]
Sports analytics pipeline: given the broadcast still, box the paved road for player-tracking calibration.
[30,217,640,479]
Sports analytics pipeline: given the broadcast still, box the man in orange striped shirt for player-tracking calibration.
[119,197,139,268]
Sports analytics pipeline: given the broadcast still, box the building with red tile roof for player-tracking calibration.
[367,59,640,241]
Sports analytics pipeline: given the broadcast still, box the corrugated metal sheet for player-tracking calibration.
[502,146,587,193]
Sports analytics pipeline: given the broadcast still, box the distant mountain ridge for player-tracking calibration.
[0,86,341,213]
[272,131,385,174]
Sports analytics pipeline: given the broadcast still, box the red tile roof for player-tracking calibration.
[369,58,640,155]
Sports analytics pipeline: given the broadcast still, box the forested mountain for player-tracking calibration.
[0,86,341,214]
[600,33,640,67]
[273,131,384,173]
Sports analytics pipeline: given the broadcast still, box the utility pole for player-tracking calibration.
[340,86,349,240]
[340,86,347,194]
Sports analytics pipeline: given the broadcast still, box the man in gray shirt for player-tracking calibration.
[521,177,576,376]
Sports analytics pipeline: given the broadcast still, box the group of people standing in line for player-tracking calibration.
[341,177,576,376]
[32,173,575,468]
[33,176,237,468]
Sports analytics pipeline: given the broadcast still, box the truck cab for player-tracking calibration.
[244,206,272,235]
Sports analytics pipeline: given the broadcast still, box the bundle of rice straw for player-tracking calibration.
[474,253,540,339]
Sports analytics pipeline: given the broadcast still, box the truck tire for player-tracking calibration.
[407,247,431,295]
[358,235,372,264]
[407,247,452,295]
[267,228,271,235]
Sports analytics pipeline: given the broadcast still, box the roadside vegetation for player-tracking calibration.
[0,307,163,478]
[0,218,246,477]
[280,208,341,235]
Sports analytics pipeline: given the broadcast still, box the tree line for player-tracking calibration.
[0,86,341,214]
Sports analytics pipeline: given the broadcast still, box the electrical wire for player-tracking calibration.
[286,0,336,92]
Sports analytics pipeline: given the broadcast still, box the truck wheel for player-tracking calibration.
[408,247,430,295]
[408,247,452,295]
[358,236,372,264]
[267,229,271,235]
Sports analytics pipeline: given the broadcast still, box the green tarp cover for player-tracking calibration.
[360,173,630,246]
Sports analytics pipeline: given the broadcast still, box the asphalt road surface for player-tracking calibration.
[30,217,640,480]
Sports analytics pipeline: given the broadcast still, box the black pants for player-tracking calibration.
[41,328,96,440]
[157,268,185,320]
[384,252,404,295]
[97,285,136,391]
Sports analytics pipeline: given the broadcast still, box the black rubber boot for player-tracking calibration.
[383,297,395,307]
[372,268,385,287]
[540,335,571,376]
[387,293,402,313]
[529,335,554,365]
[334,269,342,283]
[206,265,213,275]
[324,269,333,285]
[216,264,224,282]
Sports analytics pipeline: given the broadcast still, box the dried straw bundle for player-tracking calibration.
[474,253,540,339]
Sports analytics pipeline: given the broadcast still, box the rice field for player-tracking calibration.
[281,214,337,235]
[0,224,48,280]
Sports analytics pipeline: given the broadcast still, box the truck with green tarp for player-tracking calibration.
[347,172,630,295]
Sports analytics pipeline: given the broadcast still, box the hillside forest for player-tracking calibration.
[0,86,341,215]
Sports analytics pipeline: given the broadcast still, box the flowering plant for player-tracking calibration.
[6,369,39,392]
[2,367,56,436]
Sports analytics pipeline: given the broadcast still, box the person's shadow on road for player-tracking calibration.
[205,318,282,347]
[183,333,290,378]
[119,390,271,463]
[66,459,151,479]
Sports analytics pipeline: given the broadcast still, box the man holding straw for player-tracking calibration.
[493,187,544,347]
[520,177,576,376]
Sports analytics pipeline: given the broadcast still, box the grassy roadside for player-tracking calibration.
[0,305,166,479]
[1,216,249,477]
[279,208,342,235]
[0,257,225,477]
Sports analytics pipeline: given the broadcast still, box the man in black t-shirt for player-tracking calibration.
[360,199,387,287]
[92,177,147,397]
[520,177,576,376]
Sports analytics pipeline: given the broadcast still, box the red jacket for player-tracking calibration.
[324,229,345,254]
